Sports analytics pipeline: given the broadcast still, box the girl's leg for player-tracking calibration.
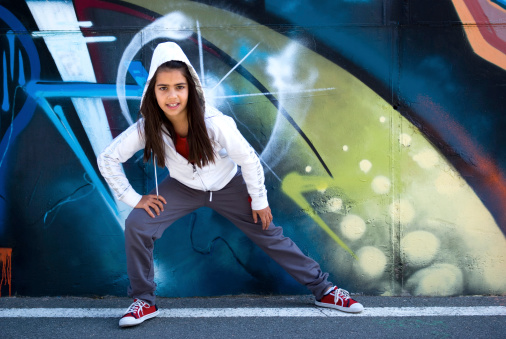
[124,177,205,305]
[207,173,333,301]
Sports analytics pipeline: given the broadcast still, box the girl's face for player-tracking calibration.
[154,68,189,122]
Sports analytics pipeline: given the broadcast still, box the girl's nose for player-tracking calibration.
[167,89,177,98]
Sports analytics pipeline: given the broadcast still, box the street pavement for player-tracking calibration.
[0,294,505,338]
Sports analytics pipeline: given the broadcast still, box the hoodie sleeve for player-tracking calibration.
[210,114,269,210]
[97,122,145,208]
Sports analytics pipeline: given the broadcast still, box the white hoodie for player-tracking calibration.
[97,42,268,210]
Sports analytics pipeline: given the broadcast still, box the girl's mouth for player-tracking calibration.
[167,103,180,109]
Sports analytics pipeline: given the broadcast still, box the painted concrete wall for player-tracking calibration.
[0,0,505,298]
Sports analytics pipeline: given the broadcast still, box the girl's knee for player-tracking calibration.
[125,209,149,234]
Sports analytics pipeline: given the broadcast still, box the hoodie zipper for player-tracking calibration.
[167,136,212,201]
[193,164,212,201]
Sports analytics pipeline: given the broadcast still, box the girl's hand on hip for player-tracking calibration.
[252,206,273,230]
[135,194,167,218]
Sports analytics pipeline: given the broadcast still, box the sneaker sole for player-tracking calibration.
[119,310,160,327]
[315,301,364,313]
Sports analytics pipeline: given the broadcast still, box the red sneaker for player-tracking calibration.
[315,286,364,313]
[119,299,159,327]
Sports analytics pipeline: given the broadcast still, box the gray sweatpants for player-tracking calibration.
[124,171,332,305]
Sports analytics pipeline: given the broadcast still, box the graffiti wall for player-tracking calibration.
[0,0,505,298]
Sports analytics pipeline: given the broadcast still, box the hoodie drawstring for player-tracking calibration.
[153,153,159,200]
[192,164,211,200]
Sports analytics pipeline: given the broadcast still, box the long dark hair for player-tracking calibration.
[139,60,215,168]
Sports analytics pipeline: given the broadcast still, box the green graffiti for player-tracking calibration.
[282,172,357,259]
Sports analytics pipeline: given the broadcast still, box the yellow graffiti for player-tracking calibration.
[282,172,357,259]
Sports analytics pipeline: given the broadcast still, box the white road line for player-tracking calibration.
[0,307,505,318]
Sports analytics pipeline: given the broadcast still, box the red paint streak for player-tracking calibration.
[0,248,12,297]
[189,37,221,58]
[73,0,159,134]
[418,95,506,228]
[463,0,506,54]
[74,0,157,77]
[74,0,156,23]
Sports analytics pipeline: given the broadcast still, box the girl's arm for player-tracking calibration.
[97,122,145,208]
[211,114,269,211]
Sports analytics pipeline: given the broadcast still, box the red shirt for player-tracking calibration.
[175,134,190,160]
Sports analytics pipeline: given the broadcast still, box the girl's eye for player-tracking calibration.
[177,86,185,90]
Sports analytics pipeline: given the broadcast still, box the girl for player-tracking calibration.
[98,42,363,327]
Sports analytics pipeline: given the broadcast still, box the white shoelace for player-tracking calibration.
[124,299,148,316]
[333,288,351,305]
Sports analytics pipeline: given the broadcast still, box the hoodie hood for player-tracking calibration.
[142,42,205,108]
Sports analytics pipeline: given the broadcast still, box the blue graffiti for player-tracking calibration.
[491,0,506,10]
[0,86,20,169]
[43,171,95,228]
[1,51,8,111]
[0,5,41,160]
[0,6,132,233]
[128,60,149,88]
[25,81,142,99]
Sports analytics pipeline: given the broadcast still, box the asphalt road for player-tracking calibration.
[1,295,505,338]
